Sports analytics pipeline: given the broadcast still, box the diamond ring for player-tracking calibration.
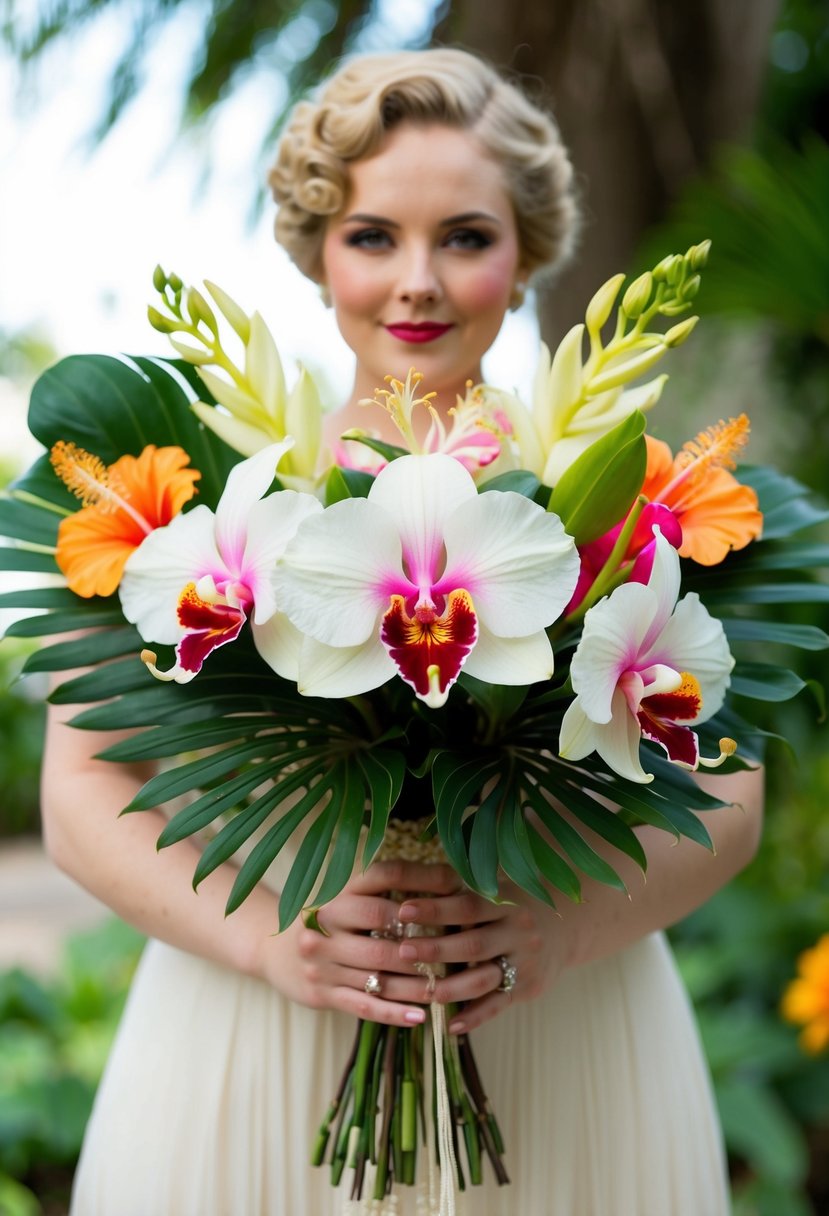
[495,956,517,994]
[364,972,383,996]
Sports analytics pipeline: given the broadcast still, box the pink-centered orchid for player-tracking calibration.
[119,441,321,683]
[276,453,580,708]
[559,529,735,782]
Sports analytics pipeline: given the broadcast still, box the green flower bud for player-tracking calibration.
[585,273,624,337]
[664,316,699,347]
[152,265,167,293]
[168,272,183,293]
[688,240,711,271]
[147,305,178,334]
[652,255,675,283]
[660,301,692,317]
[186,287,218,334]
[680,274,701,301]
[665,256,683,287]
[621,272,653,319]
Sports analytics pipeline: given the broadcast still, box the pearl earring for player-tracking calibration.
[509,281,527,311]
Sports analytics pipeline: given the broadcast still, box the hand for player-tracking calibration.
[259,860,464,1027]
[393,881,568,1034]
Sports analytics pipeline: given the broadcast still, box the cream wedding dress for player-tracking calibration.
[69,840,731,1216]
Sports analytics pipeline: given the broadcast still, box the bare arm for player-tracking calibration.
[41,685,459,1028]
[393,764,764,1031]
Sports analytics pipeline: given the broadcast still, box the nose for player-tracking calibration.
[397,246,442,306]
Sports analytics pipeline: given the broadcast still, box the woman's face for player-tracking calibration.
[321,122,525,403]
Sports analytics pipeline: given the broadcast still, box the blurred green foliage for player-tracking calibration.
[0,640,45,838]
[0,918,144,1214]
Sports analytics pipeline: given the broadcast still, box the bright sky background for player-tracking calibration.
[0,1,538,469]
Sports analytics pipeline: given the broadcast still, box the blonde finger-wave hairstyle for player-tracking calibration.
[269,48,579,283]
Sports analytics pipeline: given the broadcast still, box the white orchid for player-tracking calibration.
[119,441,321,683]
[276,453,580,707]
[559,529,735,783]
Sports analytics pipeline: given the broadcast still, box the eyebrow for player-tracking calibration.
[342,211,502,228]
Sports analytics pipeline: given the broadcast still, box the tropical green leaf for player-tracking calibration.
[720,619,829,650]
[479,470,541,500]
[6,606,124,638]
[552,783,648,872]
[466,785,501,899]
[124,739,276,810]
[0,544,58,573]
[525,821,582,902]
[299,762,368,917]
[546,410,647,543]
[523,781,627,890]
[272,787,342,927]
[156,759,288,848]
[496,792,556,907]
[701,582,829,607]
[338,432,408,464]
[22,627,142,673]
[360,750,406,866]
[730,663,807,702]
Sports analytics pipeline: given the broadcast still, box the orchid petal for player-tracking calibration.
[296,635,396,699]
[463,624,553,686]
[569,582,657,724]
[120,505,221,643]
[243,491,322,624]
[381,589,478,706]
[368,454,475,591]
[252,611,304,682]
[650,593,734,722]
[214,441,293,573]
[638,529,682,651]
[561,689,651,783]
[191,402,274,457]
[278,498,406,647]
[439,491,579,636]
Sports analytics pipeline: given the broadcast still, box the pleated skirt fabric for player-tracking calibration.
[70,931,730,1216]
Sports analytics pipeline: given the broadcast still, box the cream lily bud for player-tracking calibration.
[285,364,323,478]
[191,401,271,457]
[688,239,712,271]
[245,312,287,429]
[196,367,267,428]
[186,287,219,336]
[152,265,167,293]
[621,272,653,320]
[587,343,668,395]
[147,305,178,334]
[585,273,624,338]
[680,274,701,301]
[168,272,183,293]
[666,256,683,286]
[653,254,682,284]
[204,280,251,344]
[664,316,699,347]
[543,323,585,445]
[169,337,214,365]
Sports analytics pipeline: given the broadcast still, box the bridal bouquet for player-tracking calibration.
[2,243,827,1209]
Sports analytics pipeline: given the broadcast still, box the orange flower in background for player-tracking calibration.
[51,442,201,598]
[641,415,763,566]
[782,934,829,1054]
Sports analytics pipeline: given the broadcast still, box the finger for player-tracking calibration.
[398,890,508,929]
[447,990,514,1035]
[398,925,514,968]
[316,894,405,936]
[333,985,428,1029]
[300,927,423,977]
[348,861,463,897]
[428,960,503,1006]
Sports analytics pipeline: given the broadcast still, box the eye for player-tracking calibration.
[345,227,393,250]
[444,228,493,251]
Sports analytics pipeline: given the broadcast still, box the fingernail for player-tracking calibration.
[449,1019,466,1034]
[405,1009,426,1024]
[399,903,418,922]
[399,943,418,960]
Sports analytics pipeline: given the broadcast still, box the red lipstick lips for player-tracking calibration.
[385,322,454,344]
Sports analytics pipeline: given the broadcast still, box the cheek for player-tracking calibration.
[455,250,519,317]
[321,242,383,318]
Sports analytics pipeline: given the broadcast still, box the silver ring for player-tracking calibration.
[496,956,517,994]
[364,972,383,996]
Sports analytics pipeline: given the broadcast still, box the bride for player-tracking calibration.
[44,47,763,1215]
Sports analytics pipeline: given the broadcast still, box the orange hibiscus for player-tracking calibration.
[51,442,201,597]
[641,415,763,566]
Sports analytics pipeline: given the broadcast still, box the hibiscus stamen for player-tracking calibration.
[655,415,751,508]
[51,441,154,536]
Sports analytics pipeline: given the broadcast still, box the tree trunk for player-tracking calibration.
[434,0,780,344]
